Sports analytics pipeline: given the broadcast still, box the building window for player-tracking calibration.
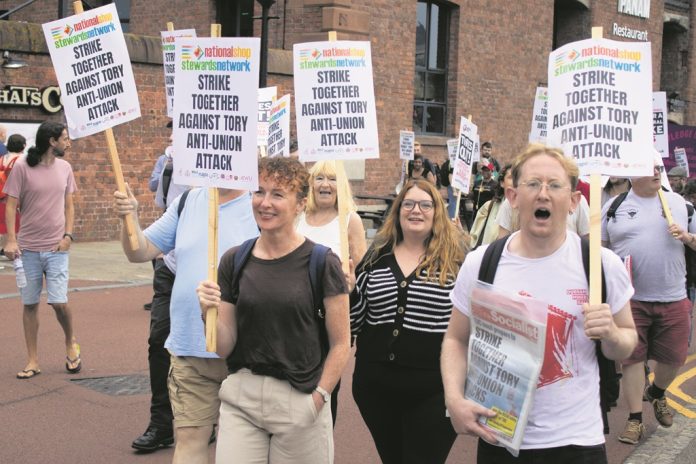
[413,1,450,135]
[217,0,255,37]
[60,1,130,31]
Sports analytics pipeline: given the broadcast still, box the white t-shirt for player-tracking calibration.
[497,196,589,236]
[602,190,695,301]
[296,212,346,255]
[450,232,633,449]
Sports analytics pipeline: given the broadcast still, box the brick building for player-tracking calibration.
[0,0,694,241]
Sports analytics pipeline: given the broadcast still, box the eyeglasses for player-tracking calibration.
[314,175,337,185]
[401,199,434,212]
[519,179,570,194]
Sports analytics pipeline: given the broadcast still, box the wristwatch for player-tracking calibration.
[314,386,330,403]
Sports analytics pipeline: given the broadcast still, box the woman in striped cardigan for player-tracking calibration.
[350,178,468,464]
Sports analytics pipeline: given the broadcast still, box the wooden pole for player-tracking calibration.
[327,30,351,273]
[167,22,173,32]
[658,189,675,226]
[205,23,222,352]
[73,1,139,250]
[588,26,603,308]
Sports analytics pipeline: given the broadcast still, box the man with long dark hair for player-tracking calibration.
[3,121,81,379]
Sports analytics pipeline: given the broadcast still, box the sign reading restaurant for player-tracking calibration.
[0,85,63,113]
[618,0,650,19]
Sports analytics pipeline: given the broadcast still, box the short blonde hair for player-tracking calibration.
[306,160,357,214]
[511,144,579,190]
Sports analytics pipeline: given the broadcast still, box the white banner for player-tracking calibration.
[447,138,458,163]
[267,94,291,158]
[258,86,277,148]
[675,147,689,177]
[161,29,197,118]
[42,3,141,139]
[172,37,260,190]
[399,130,415,160]
[529,87,548,143]
[653,91,669,158]
[452,117,477,193]
[294,41,379,161]
[547,38,653,177]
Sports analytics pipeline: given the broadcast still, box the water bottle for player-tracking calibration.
[14,257,27,289]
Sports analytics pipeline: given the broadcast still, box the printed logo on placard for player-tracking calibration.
[50,11,116,47]
[298,46,367,69]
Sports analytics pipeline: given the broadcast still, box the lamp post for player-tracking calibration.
[256,0,277,88]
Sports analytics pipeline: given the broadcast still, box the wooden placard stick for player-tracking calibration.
[205,23,222,352]
[73,1,139,250]
[588,26,604,308]
[452,114,473,222]
[167,21,174,32]
[658,190,675,227]
[327,30,351,273]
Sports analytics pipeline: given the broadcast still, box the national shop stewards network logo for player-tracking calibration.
[49,12,116,48]
[180,44,252,72]
[553,44,642,77]
[298,46,366,70]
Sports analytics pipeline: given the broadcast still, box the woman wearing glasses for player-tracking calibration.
[350,179,467,464]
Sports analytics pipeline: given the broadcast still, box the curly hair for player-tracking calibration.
[363,179,467,286]
[306,160,357,214]
[258,157,309,200]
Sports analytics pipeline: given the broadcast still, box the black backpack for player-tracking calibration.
[228,238,331,356]
[478,236,618,434]
[606,191,696,288]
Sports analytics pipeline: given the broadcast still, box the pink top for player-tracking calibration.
[3,157,77,251]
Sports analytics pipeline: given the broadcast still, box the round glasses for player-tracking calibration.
[401,199,434,212]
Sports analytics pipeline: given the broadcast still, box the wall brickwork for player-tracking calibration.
[0,0,693,240]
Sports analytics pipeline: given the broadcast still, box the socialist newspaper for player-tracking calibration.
[465,282,547,456]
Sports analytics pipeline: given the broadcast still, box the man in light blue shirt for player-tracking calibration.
[114,186,258,463]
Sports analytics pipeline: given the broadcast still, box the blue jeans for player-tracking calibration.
[447,186,457,219]
[477,439,607,464]
[20,250,69,305]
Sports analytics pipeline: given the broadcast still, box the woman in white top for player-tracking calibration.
[297,160,366,426]
[298,160,367,266]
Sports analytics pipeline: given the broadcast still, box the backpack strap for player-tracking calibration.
[162,162,174,207]
[230,237,258,302]
[309,244,330,357]
[606,191,629,221]
[477,236,509,284]
[176,189,190,217]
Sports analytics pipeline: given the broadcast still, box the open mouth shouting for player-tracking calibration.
[534,207,551,220]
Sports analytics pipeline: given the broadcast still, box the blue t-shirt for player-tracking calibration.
[145,188,259,357]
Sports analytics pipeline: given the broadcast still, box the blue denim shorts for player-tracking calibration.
[20,250,69,305]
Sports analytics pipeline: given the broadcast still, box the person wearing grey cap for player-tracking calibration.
[667,166,687,195]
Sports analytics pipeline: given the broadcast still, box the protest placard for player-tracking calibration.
[293,40,379,161]
[447,138,458,163]
[547,37,653,177]
[161,28,197,118]
[172,37,260,190]
[675,148,689,177]
[399,130,415,160]
[466,282,547,456]
[653,91,669,158]
[42,3,141,138]
[529,87,548,143]
[258,86,277,148]
[451,116,477,193]
[267,94,291,158]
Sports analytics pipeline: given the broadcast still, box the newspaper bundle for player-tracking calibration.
[465,282,547,456]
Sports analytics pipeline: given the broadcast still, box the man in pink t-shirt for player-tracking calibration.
[3,121,80,380]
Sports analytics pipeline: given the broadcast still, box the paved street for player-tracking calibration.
[0,241,695,463]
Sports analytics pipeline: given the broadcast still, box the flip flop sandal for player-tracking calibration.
[66,344,82,374]
[17,368,41,379]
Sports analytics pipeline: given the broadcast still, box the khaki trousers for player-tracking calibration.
[216,368,333,463]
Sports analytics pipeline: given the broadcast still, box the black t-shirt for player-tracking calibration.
[218,239,348,392]
[473,178,497,210]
